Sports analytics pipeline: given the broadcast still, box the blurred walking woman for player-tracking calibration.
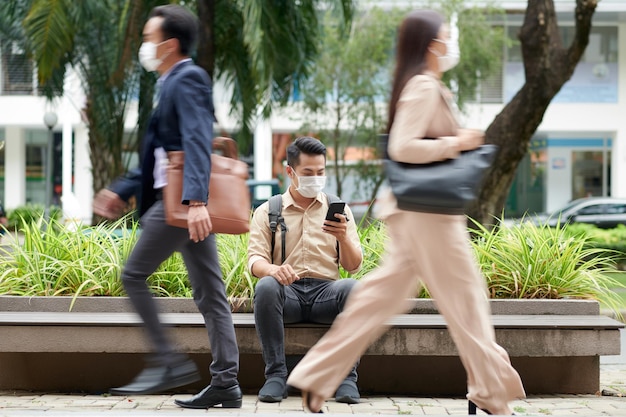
[287,9,525,415]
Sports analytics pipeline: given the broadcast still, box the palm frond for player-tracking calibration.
[23,0,75,84]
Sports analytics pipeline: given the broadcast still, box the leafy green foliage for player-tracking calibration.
[7,204,62,230]
[470,219,624,316]
[211,0,355,146]
[298,7,402,213]
[435,0,509,108]
[340,219,387,279]
[0,215,254,300]
[0,216,136,297]
[562,223,626,263]
[2,0,155,196]
[1,216,623,318]
[217,232,256,299]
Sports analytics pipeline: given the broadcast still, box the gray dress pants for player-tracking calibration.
[254,276,358,381]
[121,201,239,387]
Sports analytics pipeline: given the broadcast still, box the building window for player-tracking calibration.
[0,40,35,95]
[476,60,503,103]
[571,150,611,199]
[504,25,618,103]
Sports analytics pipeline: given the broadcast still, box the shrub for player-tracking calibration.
[341,219,387,279]
[0,216,136,297]
[470,219,624,315]
[0,215,255,301]
[7,204,62,231]
[0,215,623,317]
[564,223,626,265]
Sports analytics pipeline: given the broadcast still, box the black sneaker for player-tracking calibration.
[258,377,288,403]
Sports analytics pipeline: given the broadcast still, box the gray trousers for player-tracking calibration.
[120,201,239,387]
[254,276,359,382]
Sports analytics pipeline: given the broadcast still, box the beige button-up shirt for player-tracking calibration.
[248,191,362,279]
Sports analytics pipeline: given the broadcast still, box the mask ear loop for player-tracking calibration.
[428,38,444,59]
[287,166,299,189]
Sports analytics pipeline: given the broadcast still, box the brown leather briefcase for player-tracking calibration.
[163,137,251,234]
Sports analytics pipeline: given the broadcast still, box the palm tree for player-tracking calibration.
[1,0,354,217]
[0,0,160,196]
[198,0,354,149]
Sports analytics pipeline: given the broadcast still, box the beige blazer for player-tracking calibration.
[377,74,462,219]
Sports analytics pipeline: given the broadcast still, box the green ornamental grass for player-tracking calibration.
[0,214,623,317]
[470,218,624,315]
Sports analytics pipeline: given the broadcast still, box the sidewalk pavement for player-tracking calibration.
[0,364,625,416]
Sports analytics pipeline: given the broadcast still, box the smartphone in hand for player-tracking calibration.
[325,201,346,222]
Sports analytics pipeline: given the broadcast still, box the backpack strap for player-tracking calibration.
[268,193,342,266]
[326,193,341,205]
[268,194,288,264]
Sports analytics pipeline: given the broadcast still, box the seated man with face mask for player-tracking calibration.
[248,136,364,405]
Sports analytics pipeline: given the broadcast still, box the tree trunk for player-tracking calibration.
[196,0,215,79]
[84,94,125,222]
[466,0,597,227]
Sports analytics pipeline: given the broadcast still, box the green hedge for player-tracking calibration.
[0,215,624,316]
[6,204,62,231]
[563,223,626,264]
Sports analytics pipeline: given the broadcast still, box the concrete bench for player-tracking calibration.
[0,296,622,395]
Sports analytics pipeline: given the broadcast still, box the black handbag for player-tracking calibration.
[380,134,497,214]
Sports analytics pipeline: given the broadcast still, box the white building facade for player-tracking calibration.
[0,0,624,222]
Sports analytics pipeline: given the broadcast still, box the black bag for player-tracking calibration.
[380,134,497,214]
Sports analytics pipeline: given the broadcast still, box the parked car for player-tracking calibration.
[528,197,626,229]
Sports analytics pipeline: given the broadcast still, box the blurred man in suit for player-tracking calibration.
[108,5,241,410]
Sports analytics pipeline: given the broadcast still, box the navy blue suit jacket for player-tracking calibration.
[110,61,214,216]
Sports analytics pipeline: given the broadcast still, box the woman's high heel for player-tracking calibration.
[469,400,515,415]
[468,400,492,415]
[302,391,324,413]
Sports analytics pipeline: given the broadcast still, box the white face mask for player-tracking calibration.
[430,38,460,73]
[292,171,326,198]
[139,42,164,72]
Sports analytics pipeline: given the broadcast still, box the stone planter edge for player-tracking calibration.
[0,295,601,316]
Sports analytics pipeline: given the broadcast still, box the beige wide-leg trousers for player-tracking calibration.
[287,211,526,415]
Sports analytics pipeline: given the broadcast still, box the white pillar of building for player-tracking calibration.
[253,117,274,200]
[4,126,26,210]
[61,109,73,198]
[72,124,93,223]
[612,21,626,198]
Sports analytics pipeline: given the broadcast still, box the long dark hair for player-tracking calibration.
[386,10,444,133]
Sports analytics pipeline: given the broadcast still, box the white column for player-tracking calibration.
[612,22,626,198]
[253,117,273,200]
[59,87,81,226]
[4,126,26,209]
[61,108,73,198]
[60,114,82,227]
[72,124,93,223]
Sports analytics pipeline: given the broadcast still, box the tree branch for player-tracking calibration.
[569,0,598,66]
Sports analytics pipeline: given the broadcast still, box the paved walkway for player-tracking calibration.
[0,364,625,416]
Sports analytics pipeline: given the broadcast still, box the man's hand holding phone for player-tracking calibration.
[325,201,346,222]
[323,201,348,242]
